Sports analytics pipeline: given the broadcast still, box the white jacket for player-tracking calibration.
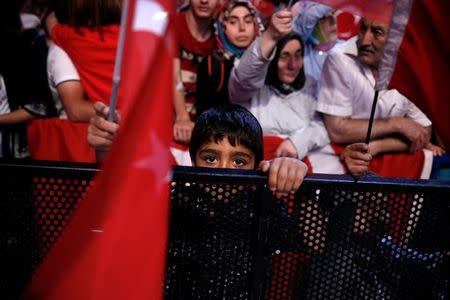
[229,37,330,159]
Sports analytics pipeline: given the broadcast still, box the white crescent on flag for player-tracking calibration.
[132,0,168,36]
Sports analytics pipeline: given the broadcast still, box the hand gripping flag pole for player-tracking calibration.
[108,0,130,121]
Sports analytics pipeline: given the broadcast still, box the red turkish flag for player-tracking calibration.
[297,0,393,23]
[24,0,174,298]
[377,0,450,149]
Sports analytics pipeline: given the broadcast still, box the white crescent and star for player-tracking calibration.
[132,0,169,36]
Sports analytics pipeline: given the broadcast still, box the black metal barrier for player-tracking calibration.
[0,160,98,299]
[0,161,449,299]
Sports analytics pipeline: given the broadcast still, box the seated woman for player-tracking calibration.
[228,9,329,162]
[195,0,263,115]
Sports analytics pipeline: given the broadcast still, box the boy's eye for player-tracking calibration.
[204,155,217,163]
[233,158,247,167]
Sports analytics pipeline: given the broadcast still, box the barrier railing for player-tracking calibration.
[0,161,449,299]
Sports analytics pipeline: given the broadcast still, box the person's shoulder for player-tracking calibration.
[325,39,359,69]
[172,12,186,26]
[328,49,352,62]
[51,23,73,36]
[48,42,64,56]
[172,12,189,34]
[47,43,74,68]
[297,75,316,98]
[330,37,358,55]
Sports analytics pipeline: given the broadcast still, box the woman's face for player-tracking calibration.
[223,5,256,49]
[277,39,303,85]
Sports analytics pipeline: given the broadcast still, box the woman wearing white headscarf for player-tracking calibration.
[229,10,329,160]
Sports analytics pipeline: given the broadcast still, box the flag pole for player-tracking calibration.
[108,0,131,121]
[365,90,379,144]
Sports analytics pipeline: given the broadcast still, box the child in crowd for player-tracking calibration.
[89,102,308,195]
[190,104,307,194]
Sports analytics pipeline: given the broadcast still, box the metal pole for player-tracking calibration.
[365,90,379,144]
[108,0,131,121]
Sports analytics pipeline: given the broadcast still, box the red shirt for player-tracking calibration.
[173,12,216,117]
[52,24,121,107]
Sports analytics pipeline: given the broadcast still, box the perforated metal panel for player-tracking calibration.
[0,161,97,299]
[166,168,450,300]
[165,171,262,299]
[32,176,93,254]
[0,163,449,300]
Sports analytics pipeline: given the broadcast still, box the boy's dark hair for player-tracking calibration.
[189,104,264,166]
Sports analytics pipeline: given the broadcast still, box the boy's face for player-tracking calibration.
[194,138,256,169]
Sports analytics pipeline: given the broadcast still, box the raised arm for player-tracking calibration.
[229,10,293,102]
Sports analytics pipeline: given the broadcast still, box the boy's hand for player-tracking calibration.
[341,143,372,179]
[87,102,120,152]
[258,157,307,196]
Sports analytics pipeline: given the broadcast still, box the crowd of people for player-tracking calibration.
[0,0,445,181]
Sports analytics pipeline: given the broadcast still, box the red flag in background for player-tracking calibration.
[24,0,174,298]
[290,0,393,23]
[253,0,277,18]
[377,0,450,149]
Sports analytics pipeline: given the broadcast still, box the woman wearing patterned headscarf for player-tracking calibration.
[196,0,263,115]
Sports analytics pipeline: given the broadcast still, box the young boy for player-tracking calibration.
[88,102,308,195]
